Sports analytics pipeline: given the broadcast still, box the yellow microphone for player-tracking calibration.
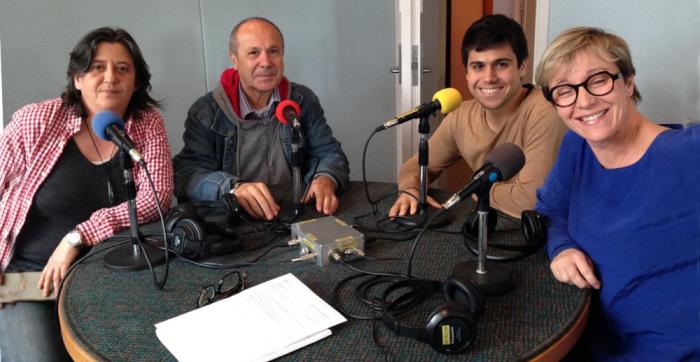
[376,88,462,131]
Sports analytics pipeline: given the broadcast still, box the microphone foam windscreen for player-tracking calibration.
[275,100,301,125]
[92,110,124,141]
[432,88,462,114]
[485,143,525,181]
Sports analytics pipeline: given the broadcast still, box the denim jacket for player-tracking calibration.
[173,78,349,202]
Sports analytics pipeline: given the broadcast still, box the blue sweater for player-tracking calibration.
[536,128,700,361]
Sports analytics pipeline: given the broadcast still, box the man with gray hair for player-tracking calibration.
[174,17,349,220]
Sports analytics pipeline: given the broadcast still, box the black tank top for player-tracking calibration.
[8,139,127,269]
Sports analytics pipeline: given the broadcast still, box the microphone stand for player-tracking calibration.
[395,114,451,228]
[291,125,304,219]
[452,181,513,296]
[418,114,430,211]
[104,150,165,271]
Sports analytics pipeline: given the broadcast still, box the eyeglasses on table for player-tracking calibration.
[196,270,248,308]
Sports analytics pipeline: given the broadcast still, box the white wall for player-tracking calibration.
[547,0,700,125]
[0,0,398,182]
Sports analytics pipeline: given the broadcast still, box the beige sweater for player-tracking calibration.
[398,86,567,218]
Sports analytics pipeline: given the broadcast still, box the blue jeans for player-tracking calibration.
[0,301,71,362]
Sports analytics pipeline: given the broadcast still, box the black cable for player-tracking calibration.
[336,257,409,279]
[353,213,418,239]
[352,190,422,236]
[459,210,541,262]
[406,207,446,277]
[137,164,170,290]
[176,242,289,269]
[362,128,381,212]
[356,276,405,312]
[332,273,378,320]
[143,230,288,269]
[332,255,424,316]
[334,123,396,362]
[330,256,432,361]
[359,256,407,263]
[359,127,439,236]
[462,233,537,262]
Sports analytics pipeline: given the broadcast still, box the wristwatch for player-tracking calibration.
[65,229,83,249]
[230,181,242,196]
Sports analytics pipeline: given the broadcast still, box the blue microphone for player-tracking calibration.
[442,143,525,210]
[92,110,144,165]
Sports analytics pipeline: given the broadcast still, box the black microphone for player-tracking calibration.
[442,143,525,210]
[92,110,144,165]
[276,100,302,129]
[376,88,462,131]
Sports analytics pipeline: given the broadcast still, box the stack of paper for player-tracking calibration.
[155,273,347,361]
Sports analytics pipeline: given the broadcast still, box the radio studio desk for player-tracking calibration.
[59,182,589,361]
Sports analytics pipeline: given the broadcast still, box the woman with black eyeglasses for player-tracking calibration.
[533,27,700,360]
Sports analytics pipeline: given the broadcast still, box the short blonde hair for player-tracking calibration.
[535,27,641,104]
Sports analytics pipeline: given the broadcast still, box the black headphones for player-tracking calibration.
[381,275,484,354]
[165,203,241,260]
[462,208,547,261]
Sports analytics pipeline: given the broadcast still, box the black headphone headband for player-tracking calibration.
[382,280,440,339]
[462,208,547,261]
[381,277,482,354]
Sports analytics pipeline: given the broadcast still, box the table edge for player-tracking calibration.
[59,272,99,362]
[529,289,591,362]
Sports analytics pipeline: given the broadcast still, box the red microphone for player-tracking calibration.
[276,100,305,216]
[275,100,302,128]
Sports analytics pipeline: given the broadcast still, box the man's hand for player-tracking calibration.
[233,182,280,220]
[38,237,80,297]
[303,176,338,215]
[550,248,601,289]
[388,187,441,217]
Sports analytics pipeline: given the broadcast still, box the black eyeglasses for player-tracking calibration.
[547,71,622,107]
[196,271,248,307]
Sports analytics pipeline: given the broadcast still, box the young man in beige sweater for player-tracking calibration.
[389,14,566,219]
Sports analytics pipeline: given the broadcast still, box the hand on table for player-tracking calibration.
[388,187,441,217]
[550,248,601,289]
[39,238,80,297]
[303,176,339,215]
[233,182,281,221]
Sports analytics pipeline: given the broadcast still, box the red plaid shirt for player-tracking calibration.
[0,98,174,270]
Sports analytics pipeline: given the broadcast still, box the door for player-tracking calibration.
[394,0,448,178]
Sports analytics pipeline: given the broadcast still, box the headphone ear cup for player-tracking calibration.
[463,207,498,239]
[423,301,477,354]
[170,217,207,259]
[442,275,484,317]
[521,210,547,249]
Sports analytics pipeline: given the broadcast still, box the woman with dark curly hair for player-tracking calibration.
[0,27,173,360]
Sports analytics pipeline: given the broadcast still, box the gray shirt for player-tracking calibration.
[237,86,293,201]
